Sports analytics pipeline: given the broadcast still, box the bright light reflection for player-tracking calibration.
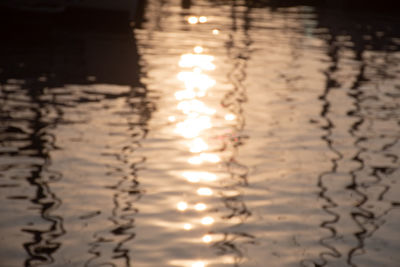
[182,171,217,183]
[188,156,202,165]
[188,153,220,165]
[175,90,196,100]
[168,116,176,122]
[190,138,208,153]
[194,46,203,53]
[202,234,212,243]
[192,261,205,267]
[201,216,215,225]
[179,54,215,71]
[184,223,193,230]
[177,100,216,115]
[199,16,207,23]
[201,153,220,163]
[177,71,216,91]
[197,187,213,196]
[195,203,207,211]
[188,16,198,24]
[177,201,188,211]
[212,29,220,35]
[175,116,212,138]
[225,113,236,121]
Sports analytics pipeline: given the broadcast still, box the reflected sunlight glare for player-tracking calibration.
[212,29,220,35]
[201,216,215,225]
[188,153,220,165]
[179,54,216,71]
[192,261,206,267]
[188,16,198,24]
[184,223,193,230]
[168,115,176,122]
[202,234,212,243]
[182,171,217,183]
[224,113,236,121]
[175,116,212,138]
[190,138,209,153]
[197,187,213,196]
[177,71,216,91]
[177,201,188,211]
[194,203,207,211]
[194,46,203,54]
[177,100,216,115]
[199,16,207,23]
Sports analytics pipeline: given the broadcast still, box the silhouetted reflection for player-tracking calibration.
[0,81,65,266]
[2,0,400,266]
[0,4,150,267]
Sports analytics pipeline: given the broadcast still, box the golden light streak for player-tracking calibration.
[194,46,203,54]
[194,203,207,211]
[168,116,176,122]
[177,201,188,211]
[197,187,213,196]
[188,16,198,24]
[192,261,205,267]
[202,234,212,243]
[212,29,220,35]
[179,54,216,71]
[225,113,236,121]
[182,171,217,183]
[199,16,207,23]
[190,138,209,153]
[201,216,215,225]
[184,223,193,230]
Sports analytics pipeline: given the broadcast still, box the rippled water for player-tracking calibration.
[1,1,400,266]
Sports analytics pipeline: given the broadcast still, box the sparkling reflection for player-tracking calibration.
[192,261,206,267]
[197,188,213,196]
[202,234,212,243]
[177,201,188,211]
[194,203,207,211]
[201,216,214,225]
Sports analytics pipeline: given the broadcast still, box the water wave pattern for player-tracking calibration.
[1,1,400,267]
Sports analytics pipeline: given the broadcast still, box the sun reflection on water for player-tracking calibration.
[197,187,213,196]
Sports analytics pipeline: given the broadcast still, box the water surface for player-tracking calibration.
[1,1,400,266]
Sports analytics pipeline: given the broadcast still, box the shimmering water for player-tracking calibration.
[1,1,400,267]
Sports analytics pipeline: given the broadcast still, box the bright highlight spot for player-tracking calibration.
[190,138,209,153]
[182,171,217,183]
[192,261,205,267]
[188,156,202,165]
[225,113,236,121]
[201,216,215,225]
[188,16,198,24]
[212,29,220,35]
[177,71,216,92]
[168,116,176,122]
[194,46,203,54]
[202,234,212,243]
[197,187,213,196]
[175,116,212,138]
[179,54,216,71]
[177,100,216,115]
[195,203,207,211]
[177,201,188,211]
[188,153,220,165]
[184,223,193,230]
[201,153,220,163]
[199,16,207,23]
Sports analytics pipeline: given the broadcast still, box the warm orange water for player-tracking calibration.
[1,1,400,266]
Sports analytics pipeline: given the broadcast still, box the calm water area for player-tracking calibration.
[1,0,400,266]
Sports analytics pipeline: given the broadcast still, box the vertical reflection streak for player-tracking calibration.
[211,2,253,265]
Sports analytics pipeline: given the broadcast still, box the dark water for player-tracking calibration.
[1,1,400,266]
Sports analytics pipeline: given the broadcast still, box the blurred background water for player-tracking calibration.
[0,1,399,266]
